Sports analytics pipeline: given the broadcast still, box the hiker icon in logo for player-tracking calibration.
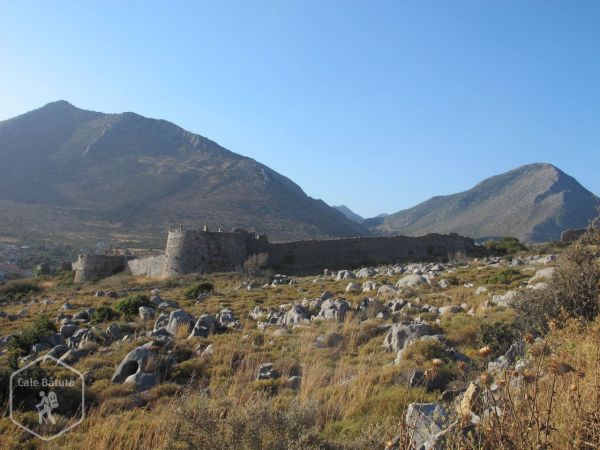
[36,391,58,425]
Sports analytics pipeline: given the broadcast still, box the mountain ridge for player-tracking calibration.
[332,205,364,224]
[0,101,369,243]
[364,163,600,242]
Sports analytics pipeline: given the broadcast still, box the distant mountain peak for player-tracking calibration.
[0,102,369,243]
[365,163,600,243]
[39,100,78,111]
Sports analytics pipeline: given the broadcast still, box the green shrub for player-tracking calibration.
[185,282,214,299]
[54,270,74,287]
[0,279,41,300]
[403,339,447,362]
[476,321,516,358]
[8,315,56,369]
[484,237,527,255]
[514,241,600,335]
[114,294,151,317]
[92,306,120,323]
[485,268,522,285]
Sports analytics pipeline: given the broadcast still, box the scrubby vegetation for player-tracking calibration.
[7,315,56,368]
[483,236,527,255]
[0,228,599,449]
[515,239,600,335]
[114,294,151,317]
[484,267,523,285]
[92,305,120,323]
[0,279,41,301]
[184,281,214,299]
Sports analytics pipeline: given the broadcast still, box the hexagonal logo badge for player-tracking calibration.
[10,354,85,441]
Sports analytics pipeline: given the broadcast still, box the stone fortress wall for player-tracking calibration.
[73,227,482,282]
[72,253,133,283]
[127,255,165,278]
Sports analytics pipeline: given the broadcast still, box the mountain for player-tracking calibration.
[0,101,369,243]
[332,205,364,223]
[364,163,600,243]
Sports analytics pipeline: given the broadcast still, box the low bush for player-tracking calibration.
[164,393,328,450]
[185,281,214,299]
[54,269,75,287]
[92,305,120,323]
[514,240,600,335]
[0,279,41,300]
[114,294,151,317]
[484,236,527,255]
[402,339,447,363]
[476,321,516,358]
[8,315,56,369]
[485,268,522,285]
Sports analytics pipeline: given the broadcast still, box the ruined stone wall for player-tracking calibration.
[160,229,479,277]
[75,229,481,281]
[128,255,165,277]
[266,233,477,274]
[162,229,269,277]
[72,254,131,283]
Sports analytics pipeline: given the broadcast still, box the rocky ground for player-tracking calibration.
[0,239,598,449]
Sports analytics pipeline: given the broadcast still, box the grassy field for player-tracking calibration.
[0,240,598,449]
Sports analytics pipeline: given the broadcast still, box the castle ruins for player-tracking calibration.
[73,228,482,282]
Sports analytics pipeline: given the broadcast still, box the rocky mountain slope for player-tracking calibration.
[364,163,600,242]
[0,101,369,243]
[332,205,364,223]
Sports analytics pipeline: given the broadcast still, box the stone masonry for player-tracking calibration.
[73,228,482,282]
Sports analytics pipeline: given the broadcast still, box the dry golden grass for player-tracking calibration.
[4,243,598,449]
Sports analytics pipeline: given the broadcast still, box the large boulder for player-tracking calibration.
[346,282,361,293]
[124,371,157,391]
[438,305,463,315]
[362,280,378,292]
[139,306,156,321]
[529,267,556,284]
[395,274,428,289]
[377,284,398,298]
[249,306,267,321]
[45,344,70,360]
[112,346,151,383]
[67,328,98,348]
[103,324,122,342]
[153,313,170,332]
[216,309,238,328]
[166,309,195,335]
[57,348,88,365]
[405,403,452,450]
[335,270,356,281]
[279,304,310,326]
[315,299,351,322]
[491,290,518,307]
[188,314,217,338]
[355,267,377,278]
[72,309,93,322]
[257,362,280,380]
[387,299,407,312]
[383,322,434,354]
[59,322,78,339]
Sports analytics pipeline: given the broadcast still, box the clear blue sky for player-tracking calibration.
[1,1,599,217]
